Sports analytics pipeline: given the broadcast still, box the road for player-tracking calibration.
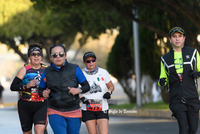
[1,86,200,134]
[2,106,200,134]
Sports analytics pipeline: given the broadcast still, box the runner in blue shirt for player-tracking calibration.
[38,44,90,134]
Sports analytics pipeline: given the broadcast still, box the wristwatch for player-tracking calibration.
[79,87,82,93]
[23,84,27,89]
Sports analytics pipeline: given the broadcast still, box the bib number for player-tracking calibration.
[87,99,102,111]
[30,88,45,102]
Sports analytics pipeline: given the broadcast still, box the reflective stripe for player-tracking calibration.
[162,49,197,74]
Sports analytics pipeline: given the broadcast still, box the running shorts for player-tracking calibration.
[81,110,109,122]
[18,99,47,132]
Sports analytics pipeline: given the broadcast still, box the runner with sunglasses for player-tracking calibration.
[10,43,48,134]
[38,44,90,134]
[80,51,114,134]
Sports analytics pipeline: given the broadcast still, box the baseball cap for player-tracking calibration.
[169,26,185,37]
[83,51,96,61]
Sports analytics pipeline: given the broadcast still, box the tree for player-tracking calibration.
[30,0,200,46]
[30,0,200,103]
[107,22,136,103]
[0,0,88,62]
[3,0,200,103]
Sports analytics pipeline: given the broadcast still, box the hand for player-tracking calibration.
[27,80,37,88]
[159,78,166,86]
[103,92,111,99]
[191,70,200,78]
[80,97,90,104]
[68,87,80,95]
[43,89,51,98]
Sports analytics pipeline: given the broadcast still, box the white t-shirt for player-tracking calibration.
[81,67,111,111]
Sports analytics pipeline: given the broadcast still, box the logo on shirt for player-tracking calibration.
[34,71,41,87]
[90,81,102,93]
[186,55,190,59]
[97,77,104,81]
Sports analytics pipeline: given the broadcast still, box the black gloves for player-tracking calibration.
[159,78,166,86]
[191,70,200,79]
[103,92,111,99]
[80,97,90,104]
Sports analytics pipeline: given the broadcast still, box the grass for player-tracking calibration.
[109,101,169,110]
[109,103,136,109]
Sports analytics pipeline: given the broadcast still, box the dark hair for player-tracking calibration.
[27,43,43,57]
[49,44,66,54]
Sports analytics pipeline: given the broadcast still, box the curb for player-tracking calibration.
[1,102,17,107]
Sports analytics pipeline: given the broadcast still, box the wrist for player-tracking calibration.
[108,90,112,94]
[23,84,27,90]
[79,87,82,93]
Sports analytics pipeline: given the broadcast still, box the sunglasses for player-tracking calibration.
[30,52,42,57]
[51,52,65,58]
[85,59,96,63]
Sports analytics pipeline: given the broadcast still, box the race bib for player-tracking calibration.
[30,88,45,102]
[87,99,102,111]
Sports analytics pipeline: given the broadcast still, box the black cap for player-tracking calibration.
[169,26,185,37]
[83,51,96,61]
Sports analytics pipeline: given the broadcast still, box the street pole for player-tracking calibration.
[132,7,142,107]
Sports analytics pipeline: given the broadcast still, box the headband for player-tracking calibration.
[28,47,43,57]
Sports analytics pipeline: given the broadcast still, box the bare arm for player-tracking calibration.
[106,81,114,94]
[16,66,26,80]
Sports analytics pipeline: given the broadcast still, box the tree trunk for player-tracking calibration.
[119,80,136,103]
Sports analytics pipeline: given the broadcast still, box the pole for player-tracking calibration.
[132,7,142,107]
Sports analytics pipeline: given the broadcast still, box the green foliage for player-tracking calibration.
[107,23,134,81]
[139,28,160,80]
[2,0,200,103]
[109,103,136,109]
[0,0,82,62]
[141,101,169,110]
[31,0,123,38]
[0,0,72,39]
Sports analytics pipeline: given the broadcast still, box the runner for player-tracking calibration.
[158,26,200,134]
[10,43,48,134]
[38,44,90,134]
[80,51,115,134]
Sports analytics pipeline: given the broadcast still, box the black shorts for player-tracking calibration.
[18,99,47,132]
[81,110,109,122]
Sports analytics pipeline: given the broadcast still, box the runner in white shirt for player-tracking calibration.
[80,51,114,134]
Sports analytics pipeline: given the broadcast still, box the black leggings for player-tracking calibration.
[174,107,199,134]
[18,99,47,132]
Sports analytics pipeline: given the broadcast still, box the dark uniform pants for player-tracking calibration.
[174,107,199,134]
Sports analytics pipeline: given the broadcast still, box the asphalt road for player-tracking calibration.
[2,106,200,134]
[1,87,200,134]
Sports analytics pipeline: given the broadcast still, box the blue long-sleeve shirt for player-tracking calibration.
[39,61,86,89]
